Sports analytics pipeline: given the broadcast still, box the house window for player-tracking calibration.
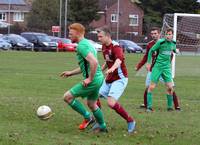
[13,12,24,21]
[111,14,117,22]
[127,32,138,36]
[129,15,138,26]
[0,13,6,21]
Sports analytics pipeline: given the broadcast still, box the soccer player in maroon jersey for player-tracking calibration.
[94,27,136,133]
[135,27,181,110]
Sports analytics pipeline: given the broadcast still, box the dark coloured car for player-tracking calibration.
[117,40,143,53]
[21,32,57,51]
[2,34,34,51]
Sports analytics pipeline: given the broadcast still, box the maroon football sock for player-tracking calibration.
[173,91,180,108]
[96,98,101,109]
[144,88,148,108]
[111,102,133,122]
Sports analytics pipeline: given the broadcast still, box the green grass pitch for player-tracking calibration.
[0,51,200,145]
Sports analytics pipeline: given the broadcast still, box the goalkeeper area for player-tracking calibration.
[161,13,200,54]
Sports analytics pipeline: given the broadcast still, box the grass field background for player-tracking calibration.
[0,51,200,145]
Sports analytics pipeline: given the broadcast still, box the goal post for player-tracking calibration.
[161,13,200,78]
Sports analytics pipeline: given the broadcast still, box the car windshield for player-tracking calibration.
[12,35,28,43]
[36,35,51,42]
[50,38,59,42]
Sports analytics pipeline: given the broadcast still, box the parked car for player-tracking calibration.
[0,38,12,50]
[88,40,102,52]
[2,34,34,51]
[49,36,76,52]
[21,32,57,51]
[117,40,143,53]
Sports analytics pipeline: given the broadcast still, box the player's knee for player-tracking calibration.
[108,102,114,108]
[107,97,116,108]
[87,101,93,109]
[87,101,97,111]
[167,87,173,94]
[148,85,155,91]
[63,91,73,103]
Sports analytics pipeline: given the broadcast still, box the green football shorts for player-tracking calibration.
[151,66,173,84]
[70,76,104,100]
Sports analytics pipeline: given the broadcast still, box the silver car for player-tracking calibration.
[0,38,12,50]
[117,40,143,53]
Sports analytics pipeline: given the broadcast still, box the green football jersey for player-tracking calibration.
[147,38,176,68]
[76,38,103,81]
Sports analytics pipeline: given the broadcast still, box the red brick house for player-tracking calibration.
[0,0,30,27]
[90,0,144,36]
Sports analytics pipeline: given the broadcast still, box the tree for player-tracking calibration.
[68,0,100,30]
[27,0,60,32]
[26,0,100,32]
[11,23,27,34]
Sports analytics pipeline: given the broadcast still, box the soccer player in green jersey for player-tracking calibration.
[146,28,179,112]
[60,23,107,132]
[135,27,181,110]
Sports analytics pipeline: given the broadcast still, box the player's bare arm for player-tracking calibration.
[135,50,148,71]
[106,58,122,75]
[60,67,81,78]
[146,63,151,71]
[83,52,98,87]
[101,62,108,71]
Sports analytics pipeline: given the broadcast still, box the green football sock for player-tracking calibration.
[69,99,90,119]
[147,92,152,109]
[93,108,106,129]
[167,94,173,109]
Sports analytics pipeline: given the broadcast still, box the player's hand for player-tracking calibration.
[60,71,72,78]
[83,78,92,87]
[146,63,151,71]
[135,66,138,71]
[105,68,115,75]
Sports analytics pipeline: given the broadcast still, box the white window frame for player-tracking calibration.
[111,14,117,23]
[0,12,7,21]
[126,31,138,36]
[13,12,24,22]
[129,14,138,26]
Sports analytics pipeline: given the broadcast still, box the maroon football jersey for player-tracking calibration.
[102,43,128,83]
[135,40,157,71]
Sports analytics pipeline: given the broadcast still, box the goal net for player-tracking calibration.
[161,13,200,78]
[161,13,200,53]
